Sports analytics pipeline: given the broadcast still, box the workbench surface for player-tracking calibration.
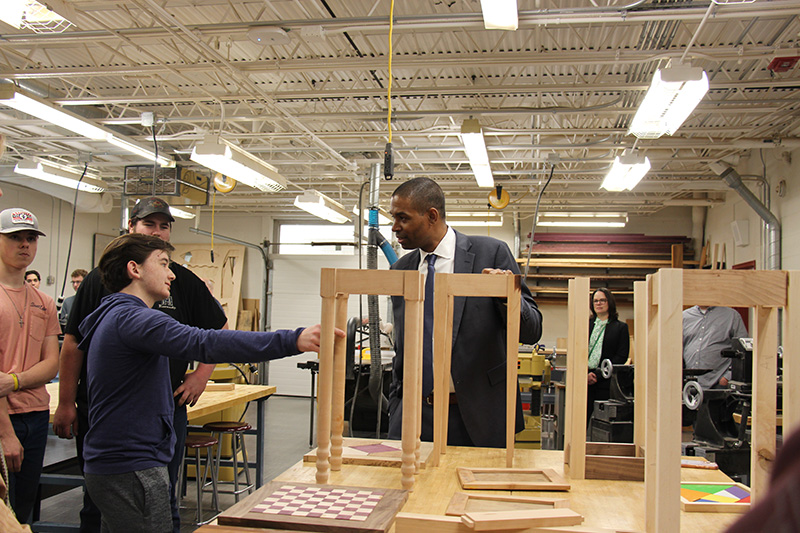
[271,445,743,532]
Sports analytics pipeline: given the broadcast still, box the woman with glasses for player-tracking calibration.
[587,288,629,424]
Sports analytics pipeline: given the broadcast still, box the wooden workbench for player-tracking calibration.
[46,382,277,486]
[259,446,743,532]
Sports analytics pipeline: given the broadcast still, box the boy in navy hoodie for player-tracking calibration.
[78,233,339,532]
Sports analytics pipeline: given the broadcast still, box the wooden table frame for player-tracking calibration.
[430,273,521,468]
[316,268,424,490]
[563,277,591,479]
[563,270,800,531]
[563,277,644,482]
[642,269,799,533]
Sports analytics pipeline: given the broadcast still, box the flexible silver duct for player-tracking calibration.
[711,162,781,270]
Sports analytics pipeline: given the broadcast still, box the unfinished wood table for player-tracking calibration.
[316,268,425,491]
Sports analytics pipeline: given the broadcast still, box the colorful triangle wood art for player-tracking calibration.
[680,482,751,513]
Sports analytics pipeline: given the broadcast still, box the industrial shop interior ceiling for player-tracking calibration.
[0,0,799,221]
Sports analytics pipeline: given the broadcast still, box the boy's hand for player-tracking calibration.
[297,324,346,353]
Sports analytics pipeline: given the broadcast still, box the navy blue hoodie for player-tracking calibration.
[78,292,302,475]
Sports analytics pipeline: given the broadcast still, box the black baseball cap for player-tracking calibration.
[129,197,175,222]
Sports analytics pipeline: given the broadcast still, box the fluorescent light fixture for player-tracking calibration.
[0,0,73,32]
[169,206,196,220]
[353,205,392,226]
[22,0,74,33]
[106,134,174,168]
[601,150,651,192]
[294,190,351,224]
[538,212,628,228]
[191,138,286,192]
[0,87,175,167]
[0,85,107,139]
[449,211,503,227]
[480,0,518,30]
[460,119,494,187]
[628,63,709,139]
[14,159,106,193]
[0,0,25,28]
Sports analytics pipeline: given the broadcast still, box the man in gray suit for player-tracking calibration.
[386,177,542,447]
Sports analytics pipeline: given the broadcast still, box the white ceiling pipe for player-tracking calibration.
[0,178,113,213]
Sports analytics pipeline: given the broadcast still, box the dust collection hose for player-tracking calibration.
[367,163,397,436]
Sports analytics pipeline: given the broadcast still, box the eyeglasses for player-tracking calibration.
[593,298,608,304]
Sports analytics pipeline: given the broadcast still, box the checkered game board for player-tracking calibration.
[251,484,384,521]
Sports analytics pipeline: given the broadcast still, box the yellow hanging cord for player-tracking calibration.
[387,0,395,143]
[211,188,216,262]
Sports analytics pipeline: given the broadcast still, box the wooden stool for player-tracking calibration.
[177,433,219,525]
[203,421,254,503]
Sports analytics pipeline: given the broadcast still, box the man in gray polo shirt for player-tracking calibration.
[683,305,748,390]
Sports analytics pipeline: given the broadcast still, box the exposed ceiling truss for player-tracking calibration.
[0,0,799,220]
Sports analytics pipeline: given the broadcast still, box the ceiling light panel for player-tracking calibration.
[601,151,651,192]
[14,159,106,193]
[191,138,286,192]
[294,190,351,224]
[628,64,709,139]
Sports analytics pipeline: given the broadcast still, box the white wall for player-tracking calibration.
[0,182,119,304]
[270,253,393,396]
[704,147,799,270]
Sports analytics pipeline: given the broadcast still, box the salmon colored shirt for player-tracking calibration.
[0,283,60,414]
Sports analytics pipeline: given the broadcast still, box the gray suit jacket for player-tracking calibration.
[387,230,542,447]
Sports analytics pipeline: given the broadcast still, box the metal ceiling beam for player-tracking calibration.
[4,2,799,43]
[1,46,785,79]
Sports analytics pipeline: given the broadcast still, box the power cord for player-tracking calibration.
[523,164,556,280]
[58,163,88,309]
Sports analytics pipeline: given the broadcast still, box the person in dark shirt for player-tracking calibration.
[80,233,335,532]
[53,197,227,532]
[59,268,87,327]
[387,178,543,447]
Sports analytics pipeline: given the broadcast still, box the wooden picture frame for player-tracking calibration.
[456,467,570,491]
[304,439,434,468]
[445,492,569,516]
[316,269,425,490]
[430,273,521,468]
[680,481,751,513]
[217,481,408,533]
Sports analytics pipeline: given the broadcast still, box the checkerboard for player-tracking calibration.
[251,484,384,521]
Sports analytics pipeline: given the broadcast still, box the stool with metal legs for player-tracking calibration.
[177,433,219,525]
[202,421,254,504]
